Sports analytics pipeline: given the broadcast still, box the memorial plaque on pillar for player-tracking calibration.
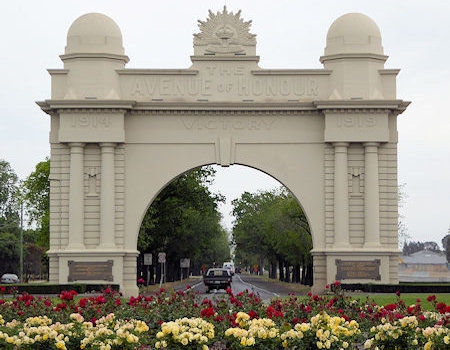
[335,259,381,280]
[68,260,113,282]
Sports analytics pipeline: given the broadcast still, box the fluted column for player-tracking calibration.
[333,142,350,247]
[364,142,381,247]
[100,143,116,248]
[68,142,85,249]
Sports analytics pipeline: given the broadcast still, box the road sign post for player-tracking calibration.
[143,254,152,285]
[158,253,166,287]
[180,258,190,281]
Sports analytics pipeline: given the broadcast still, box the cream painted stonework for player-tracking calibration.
[38,8,409,297]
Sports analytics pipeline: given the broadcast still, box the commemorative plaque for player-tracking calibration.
[335,259,381,280]
[68,260,113,282]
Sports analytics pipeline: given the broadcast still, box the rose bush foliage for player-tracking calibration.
[0,283,448,349]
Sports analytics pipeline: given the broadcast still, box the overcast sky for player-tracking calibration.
[0,0,449,245]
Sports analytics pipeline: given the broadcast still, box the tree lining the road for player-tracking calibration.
[232,188,313,285]
[0,159,48,279]
[138,166,231,283]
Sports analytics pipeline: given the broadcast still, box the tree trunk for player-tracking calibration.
[301,261,306,285]
[294,264,300,283]
[306,260,314,286]
[278,257,284,281]
[269,261,277,279]
[284,264,290,283]
[156,263,162,284]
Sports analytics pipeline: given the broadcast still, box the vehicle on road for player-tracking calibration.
[203,268,232,293]
[223,261,235,276]
[1,273,19,284]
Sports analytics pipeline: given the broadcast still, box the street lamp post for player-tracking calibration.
[20,201,23,283]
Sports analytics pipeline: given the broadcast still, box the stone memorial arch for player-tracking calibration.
[38,7,409,297]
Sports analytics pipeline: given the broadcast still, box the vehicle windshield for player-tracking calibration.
[207,270,229,277]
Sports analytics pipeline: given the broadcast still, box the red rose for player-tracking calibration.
[248,310,258,319]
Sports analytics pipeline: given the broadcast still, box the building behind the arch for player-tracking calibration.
[38,8,409,297]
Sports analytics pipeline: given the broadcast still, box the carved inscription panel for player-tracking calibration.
[182,117,276,131]
[324,113,389,142]
[120,65,329,101]
[68,260,114,282]
[335,259,381,280]
[59,113,125,143]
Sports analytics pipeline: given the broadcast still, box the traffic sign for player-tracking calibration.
[158,252,166,263]
[143,253,152,265]
[180,258,190,268]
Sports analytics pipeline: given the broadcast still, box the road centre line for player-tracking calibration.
[235,274,280,297]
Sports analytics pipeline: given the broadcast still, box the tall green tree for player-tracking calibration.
[232,188,312,284]
[138,166,230,282]
[0,159,20,276]
[22,158,50,249]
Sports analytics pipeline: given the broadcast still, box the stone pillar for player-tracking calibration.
[100,143,116,248]
[68,142,85,249]
[364,142,381,247]
[333,142,349,247]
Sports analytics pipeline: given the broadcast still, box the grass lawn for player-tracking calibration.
[277,293,450,311]
[349,293,450,310]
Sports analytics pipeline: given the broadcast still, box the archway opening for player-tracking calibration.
[136,164,313,288]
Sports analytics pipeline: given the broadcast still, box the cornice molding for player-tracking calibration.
[116,69,199,75]
[47,69,69,75]
[378,69,401,75]
[37,99,410,115]
[314,99,410,113]
[131,109,320,116]
[59,53,130,63]
[319,53,388,63]
[190,55,260,62]
[251,69,332,76]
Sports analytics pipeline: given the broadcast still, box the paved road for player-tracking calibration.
[188,274,284,301]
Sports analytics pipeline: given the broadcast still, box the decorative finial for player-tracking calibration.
[194,6,256,55]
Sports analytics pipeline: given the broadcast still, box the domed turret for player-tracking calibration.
[324,13,383,56]
[61,13,128,100]
[65,13,124,55]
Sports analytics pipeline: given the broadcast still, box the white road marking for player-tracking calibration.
[185,281,203,291]
[235,274,280,297]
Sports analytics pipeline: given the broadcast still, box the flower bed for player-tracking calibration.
[0,283,448,349]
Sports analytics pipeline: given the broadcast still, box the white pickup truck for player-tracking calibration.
[223,262,235,276]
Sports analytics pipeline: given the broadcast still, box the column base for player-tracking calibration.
[364,242,381,249]
[98,243,116,249]
[121,284,139,298]
[66,243,85,250]
[333,242,350,249]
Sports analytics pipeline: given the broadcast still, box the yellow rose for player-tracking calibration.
[56,341,66,350]
[156,332,164,339]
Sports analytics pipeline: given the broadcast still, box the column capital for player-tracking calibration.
[332,142,350,147]
[363,142,380,147]
[68,142,85,148]
[99,142,117,148]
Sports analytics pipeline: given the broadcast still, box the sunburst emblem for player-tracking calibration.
[194,6,256,54]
